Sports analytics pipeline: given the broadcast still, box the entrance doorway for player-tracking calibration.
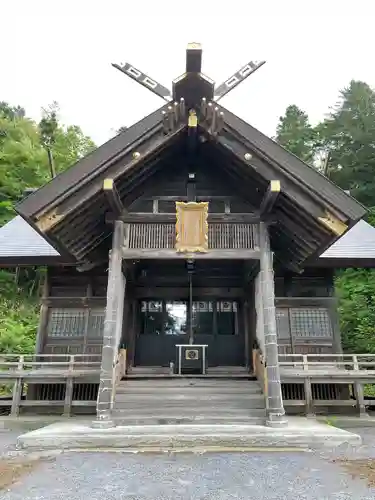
[134,298,244,367]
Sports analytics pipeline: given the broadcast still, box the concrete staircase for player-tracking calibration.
[113,377,266,426]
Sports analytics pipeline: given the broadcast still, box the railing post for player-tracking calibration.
[63,355,75,417]
[303,355,314,417]
[11,355,24,417]
[353,355,367,418]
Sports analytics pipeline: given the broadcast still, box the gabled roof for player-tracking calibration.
[2,216,375,268]
[14,47,366,269]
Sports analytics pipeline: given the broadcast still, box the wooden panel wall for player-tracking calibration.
[37,265,340,358]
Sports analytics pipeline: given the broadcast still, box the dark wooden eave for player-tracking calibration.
[16,102,367,269]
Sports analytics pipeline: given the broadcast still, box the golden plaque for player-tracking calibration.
[175,202,209,253]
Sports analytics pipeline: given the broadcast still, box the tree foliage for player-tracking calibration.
[275,105,317,163]
[317,81,375,206]
[277,84,375,353]
[0,101,95,354]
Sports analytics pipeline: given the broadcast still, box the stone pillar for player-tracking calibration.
[259,222,287,427]
[92,220,125,428]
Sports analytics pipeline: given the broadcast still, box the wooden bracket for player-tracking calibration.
[103,178,124,217]
[259,180,281,215]
[318,211,348,236]
[76,259,106,272]
[35,209,63,232]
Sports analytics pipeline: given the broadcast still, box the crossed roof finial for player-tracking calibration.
[112,43,265,107]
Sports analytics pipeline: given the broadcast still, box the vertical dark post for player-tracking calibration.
[189,272,193,344]
[92,220,125,428]
[35,271,50,355]
[259,222,287,427]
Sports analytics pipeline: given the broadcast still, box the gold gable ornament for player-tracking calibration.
[175,202,209,253]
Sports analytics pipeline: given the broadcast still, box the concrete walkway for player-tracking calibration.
[16,417,361,452]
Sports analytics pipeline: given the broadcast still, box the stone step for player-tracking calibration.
[112,407,267,417]
[112,415,266,426]
[114,393,265,405]
[117,380,261,389]
[17,421,362,451]
[115,386,263,396]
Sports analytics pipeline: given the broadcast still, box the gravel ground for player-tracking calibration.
[1,427,375,499]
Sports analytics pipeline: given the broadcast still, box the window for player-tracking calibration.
[276,308,290,340]
[165,301,187,335]
[290,308,332,338]
[88,310,105,337]
[140,301,163,335]
[47,308,86,337]
[217,301,237,335]
[275,307,333,340]
[47,308,105,338]
[192,301,214,335]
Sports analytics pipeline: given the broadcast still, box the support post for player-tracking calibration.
[63,355,75,417]
[92,220,125,428]
[259,222,287,427]
[303,355,314,417]
[353,355,367,418]
[11,356,24,417]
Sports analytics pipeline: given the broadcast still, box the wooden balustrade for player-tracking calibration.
[278,353,375,417]
[0,354,102,417]
[127,222,259,250]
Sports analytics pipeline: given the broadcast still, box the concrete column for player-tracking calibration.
[92,220,125,428]
[254,273,265,354]
[259,222,287,427]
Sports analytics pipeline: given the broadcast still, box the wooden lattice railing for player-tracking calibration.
[278,353,375,416]
[127,222,259,250]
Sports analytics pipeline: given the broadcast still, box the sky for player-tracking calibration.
[2,0,375,146]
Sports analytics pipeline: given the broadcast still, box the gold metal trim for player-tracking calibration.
[175,201,209,253]
[188,109,198,128]
[318,211,348,236]
[35,209,63,232]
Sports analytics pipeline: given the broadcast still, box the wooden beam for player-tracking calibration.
[259,180,281,215]
[135,286,243,299]
[103,178,124,217]
[107,212,269,224]
[122,248,260,260]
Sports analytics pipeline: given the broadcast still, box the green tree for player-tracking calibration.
[318,80,375,206]
[39,102,59,178]
[0,103,95,225]
[275,105,316,163]
[0,101,95,354]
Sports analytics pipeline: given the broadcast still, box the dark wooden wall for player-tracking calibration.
[36,264,340,359]
[126,159,255,214]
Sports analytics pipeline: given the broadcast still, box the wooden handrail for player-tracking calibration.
[252,349,268,407]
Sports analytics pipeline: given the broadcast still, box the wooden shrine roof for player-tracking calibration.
[14,40,366,270]
[14,102,365,269]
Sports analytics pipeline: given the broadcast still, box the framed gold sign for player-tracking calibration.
[175,202,209,253]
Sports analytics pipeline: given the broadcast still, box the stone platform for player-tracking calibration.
[16,417,361,452]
